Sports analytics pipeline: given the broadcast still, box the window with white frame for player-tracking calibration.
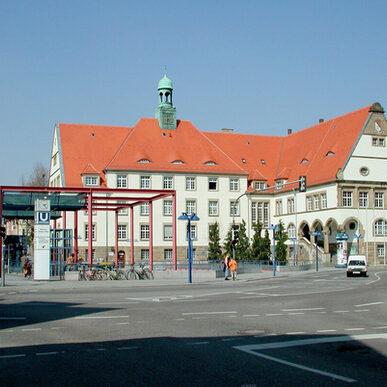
[186,200,196,215]
[117,225,127,240]
[375,192,384,208]
[84,224,96,240]
[186,177,196,190]
[230,201,239,216]
[140,225,149,240]
[140,202,149,216]
[117,174,127,188]
[306,196,313,211]
[190,224,197,239]
[287,224,296,239]
[141,249,149,261]
[359,192,368,208]
[163,225,173,240]
[255,181,267,191]
[287,198,294,214]
[374,219,387,236]
[321,193,327,209]
[342,191,353,207]
[275,200,283,216]
[377,244,385,258]
[163,200,173,216]
[230,178,239,191]
[84,176,99,187]
[314,195,320,210]
[117,201,127,215]
[140,175,150,189]
[208,177,218,191]
[251,202,257,223]
[163,176,173,189]
[255,202,269,227]
[164,249,173,260]
[275,180,285,190]
[208,200,219,216]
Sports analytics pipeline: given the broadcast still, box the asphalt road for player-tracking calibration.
[1,268,386,386]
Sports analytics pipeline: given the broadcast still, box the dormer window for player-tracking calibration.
[172,160,184,165]
[325,151,335,157]
[275,180,286,190]
[138,158,151,163]
[300,158,309,164]
[255,181,267,191]
[204,161,217,166]
[84,175,99,187]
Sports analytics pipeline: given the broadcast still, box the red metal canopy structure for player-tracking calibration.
[0,185,177,279]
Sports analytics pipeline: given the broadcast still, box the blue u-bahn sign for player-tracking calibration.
[35,211,50,224]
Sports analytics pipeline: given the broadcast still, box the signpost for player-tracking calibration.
[34,199,51,280]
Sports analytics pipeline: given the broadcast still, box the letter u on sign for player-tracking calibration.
[36,212,50,224]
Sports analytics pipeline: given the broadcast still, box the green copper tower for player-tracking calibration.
[156,74,177,130]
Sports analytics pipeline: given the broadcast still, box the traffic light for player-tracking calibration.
[299,176,307,192]
[232,226,239,245]
[0,226,5,238]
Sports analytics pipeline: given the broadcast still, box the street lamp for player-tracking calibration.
[353,234,363,254]
[290,238,297,266]
[178,212,199,284]
[312,231,321,272]
[268,225,279,276]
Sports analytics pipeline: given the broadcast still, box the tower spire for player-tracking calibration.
[155,72,177,130]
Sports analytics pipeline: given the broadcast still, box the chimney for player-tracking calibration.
[287,129,292,135]
[319,118,324,123]
[221,128,234,133]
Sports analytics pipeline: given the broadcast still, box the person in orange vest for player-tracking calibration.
[229,257,237,280]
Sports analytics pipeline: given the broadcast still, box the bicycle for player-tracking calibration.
[136,263,154,280]
[106,265,125,280]
[125,265,139,280]
[78,265,98,281]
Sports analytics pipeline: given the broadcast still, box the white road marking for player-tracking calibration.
[236,350,355,383]
[22,328,41,331]
[288,312,305,315]
[243,314,260,317]
[282,308,324,312]
[334,310,349,313]
[182,311,237,315]
[234,334,387,383]
[373,326,387,329]
[265,313,283,316]
[97,302,139,305]
[345,328,365,331]
[51,327,65,330]
[74,315,129,319]
[286,332,305,335]
[366,272,381,285]
[36,352,58,356]
[0,354,26,359]
[175,318,185,321]
[317,329,337,333]
[354,301,384,307]
[0,317,26,320]
[7,292,17,295]
[116,322,129,325]
[354,309,369,312]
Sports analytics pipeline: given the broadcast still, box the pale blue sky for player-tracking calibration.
[1,0,386,185]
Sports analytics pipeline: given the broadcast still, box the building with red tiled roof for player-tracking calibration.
[49,75,387,266]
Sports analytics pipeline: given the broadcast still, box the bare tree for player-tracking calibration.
[21,162,49,186]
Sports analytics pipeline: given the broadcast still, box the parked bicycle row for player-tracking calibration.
[77,264,154,281]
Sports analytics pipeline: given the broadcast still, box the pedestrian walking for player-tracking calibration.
[224,255,230,280]
[229,257,237,280]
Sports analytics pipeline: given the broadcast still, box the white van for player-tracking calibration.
[346,255,368,277]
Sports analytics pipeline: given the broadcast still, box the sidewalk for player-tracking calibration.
[0,267,339,291]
